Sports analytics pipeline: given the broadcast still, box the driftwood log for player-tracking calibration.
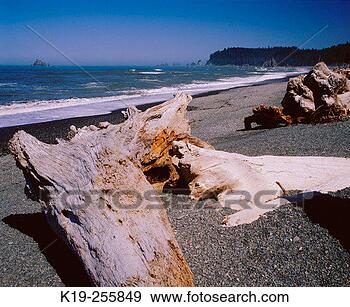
[244,105,292,129]
[9,94,195,286]
[245,62,350,129]
[9,93,350,285]
[172,142,350,226]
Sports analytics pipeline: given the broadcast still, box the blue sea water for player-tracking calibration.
[0,65,305,127]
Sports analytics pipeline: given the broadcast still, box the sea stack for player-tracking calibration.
[32,58,49,67]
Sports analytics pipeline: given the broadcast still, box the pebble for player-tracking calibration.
[293,236,301,242]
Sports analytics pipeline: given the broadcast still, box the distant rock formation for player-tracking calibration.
[244,62,350,129]
[32,58,49,67]
[207,42,350,66]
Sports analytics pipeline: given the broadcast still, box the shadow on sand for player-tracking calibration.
[3,212,92,286]
[286,192,350,253]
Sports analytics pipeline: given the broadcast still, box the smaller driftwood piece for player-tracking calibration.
[244,62,350,129]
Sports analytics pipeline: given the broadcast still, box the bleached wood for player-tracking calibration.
[9,93,194,286]
[172,141,350,226]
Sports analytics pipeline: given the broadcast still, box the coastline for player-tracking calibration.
[0,76,296,156]
[0,70,305,129]
[2,75,349,158]
[1,79,349,286]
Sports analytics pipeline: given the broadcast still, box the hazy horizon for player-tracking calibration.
[1,0,350,65]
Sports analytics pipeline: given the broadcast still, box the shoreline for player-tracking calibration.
[0,72,303,129]
[0,77,290,156]
[0,77,294,155]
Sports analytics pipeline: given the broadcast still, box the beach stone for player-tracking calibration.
[293,236,301,243]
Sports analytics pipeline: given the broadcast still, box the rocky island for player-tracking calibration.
[32,58,49,67]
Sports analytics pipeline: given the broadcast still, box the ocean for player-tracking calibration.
[0,65,306,127]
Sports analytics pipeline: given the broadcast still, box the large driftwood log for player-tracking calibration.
[9,93,194,286]
[172,141,350,226]
[10,93,350,285]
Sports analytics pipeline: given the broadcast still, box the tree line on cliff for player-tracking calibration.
[207,42,350,66]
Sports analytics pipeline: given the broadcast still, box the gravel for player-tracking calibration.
[0,155,64,286]
[166,195,350,286]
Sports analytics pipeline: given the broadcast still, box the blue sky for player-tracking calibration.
[0,0,349,65]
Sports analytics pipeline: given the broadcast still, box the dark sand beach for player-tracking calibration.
[1,81,349,286]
